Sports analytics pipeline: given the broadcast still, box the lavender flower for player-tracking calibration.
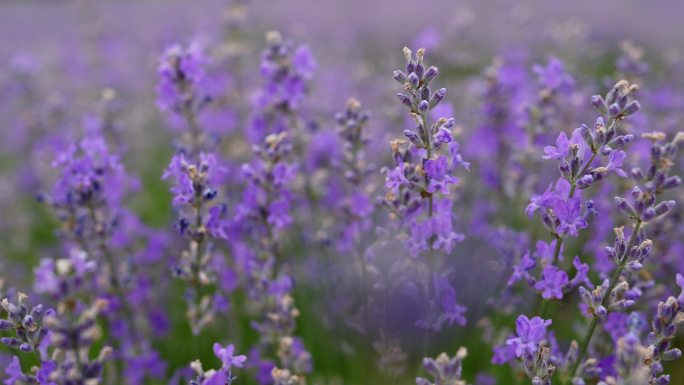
[416,347,469,385]
[0,293,49,354]
[385,47,467,258]
[163,152,230,335]
[189,343,246,385]
[250,31,316,144]
[569,132,683,382]
[158,41,214,154]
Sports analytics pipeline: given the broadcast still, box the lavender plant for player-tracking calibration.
[1,5,684,385]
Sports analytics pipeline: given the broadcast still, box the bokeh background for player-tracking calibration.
[1,0,684,384]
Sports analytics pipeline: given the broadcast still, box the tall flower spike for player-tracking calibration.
[250,31,316,144]
[385,47,467,258]
[517,81,642,325]
[163,152,230,335]
[569,131,683,381]
[157,41,214,155]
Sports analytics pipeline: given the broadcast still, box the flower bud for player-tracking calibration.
[591,95,607,112]
[424,66,438,83]
[641,207,656,222]
[654,200,676,217]
[408,73,419,88]
[623,100,641,116]
[430,88,446,108]
[418,100,429,113]
[663,348,683,361]
[393,70,406,84]
[0,320,12,330]
[663,176,682,190]
[397,93,412,108]
[615,197,636,216]
[577,175,594,189]
[608,103,621,117]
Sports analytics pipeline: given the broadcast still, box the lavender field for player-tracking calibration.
[1,1,684,384]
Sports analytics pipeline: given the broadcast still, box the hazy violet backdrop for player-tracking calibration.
[2,0,684,384]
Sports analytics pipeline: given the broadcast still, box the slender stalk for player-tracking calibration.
[86,203,142,351]
[567,220,642,382]
[190,180,207,352]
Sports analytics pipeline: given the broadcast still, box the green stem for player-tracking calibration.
[567,220,642,381]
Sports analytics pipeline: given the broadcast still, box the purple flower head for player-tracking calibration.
[506,315,552,357]
[534,265,568,299]
[256,31,316,115]
[525,178,571,217]
[542,132,569,160]
[157,41,210,115]
[162,153,224,210]
[213,343,247,371]
[449,141,470,172]
[432,127,454,149]
[385,162,410,194]
[508,251,536,286]
[677,274,684,307]
[424,156,459,194]
[606,150,627,177]
[553,197,588,236]
[533,58,575,94]
[4,356,27,385]
[569,256,591,288]
[292,45,317,78]
[535,240,563,264]
[36,360,57,385]
[432,274,467,330]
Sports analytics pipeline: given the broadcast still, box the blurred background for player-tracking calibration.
[1,1,684,384]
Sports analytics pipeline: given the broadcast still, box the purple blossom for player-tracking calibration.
[534,265,568,299]
[606,150,627,177]
[424,156,459,194]
[542,132,570,160]
[508,251,536,286]
[3,356,27,385]
[533,58,575,94]
[432,274,466,329]
[506,315,552,357]
[214,343,247,370]
[525,178,570,217]
[553,197,588,236]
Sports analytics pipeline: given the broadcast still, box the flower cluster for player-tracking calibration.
[331,98,374,254]
[250,31,316,143]
[37,127,166,385]
[157,42,216,152]
[163,153,231,335]
[0,293,49,354]
[645,288,684,384]
[385,47,468,258]
[189,343,246,385]
[38,132,130,248]
[4,6,684,385]
[233,132,311,383]
[2,285,112,385]
[508,242,590,300]
[500,316,556,385]
[416,347,469,385]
